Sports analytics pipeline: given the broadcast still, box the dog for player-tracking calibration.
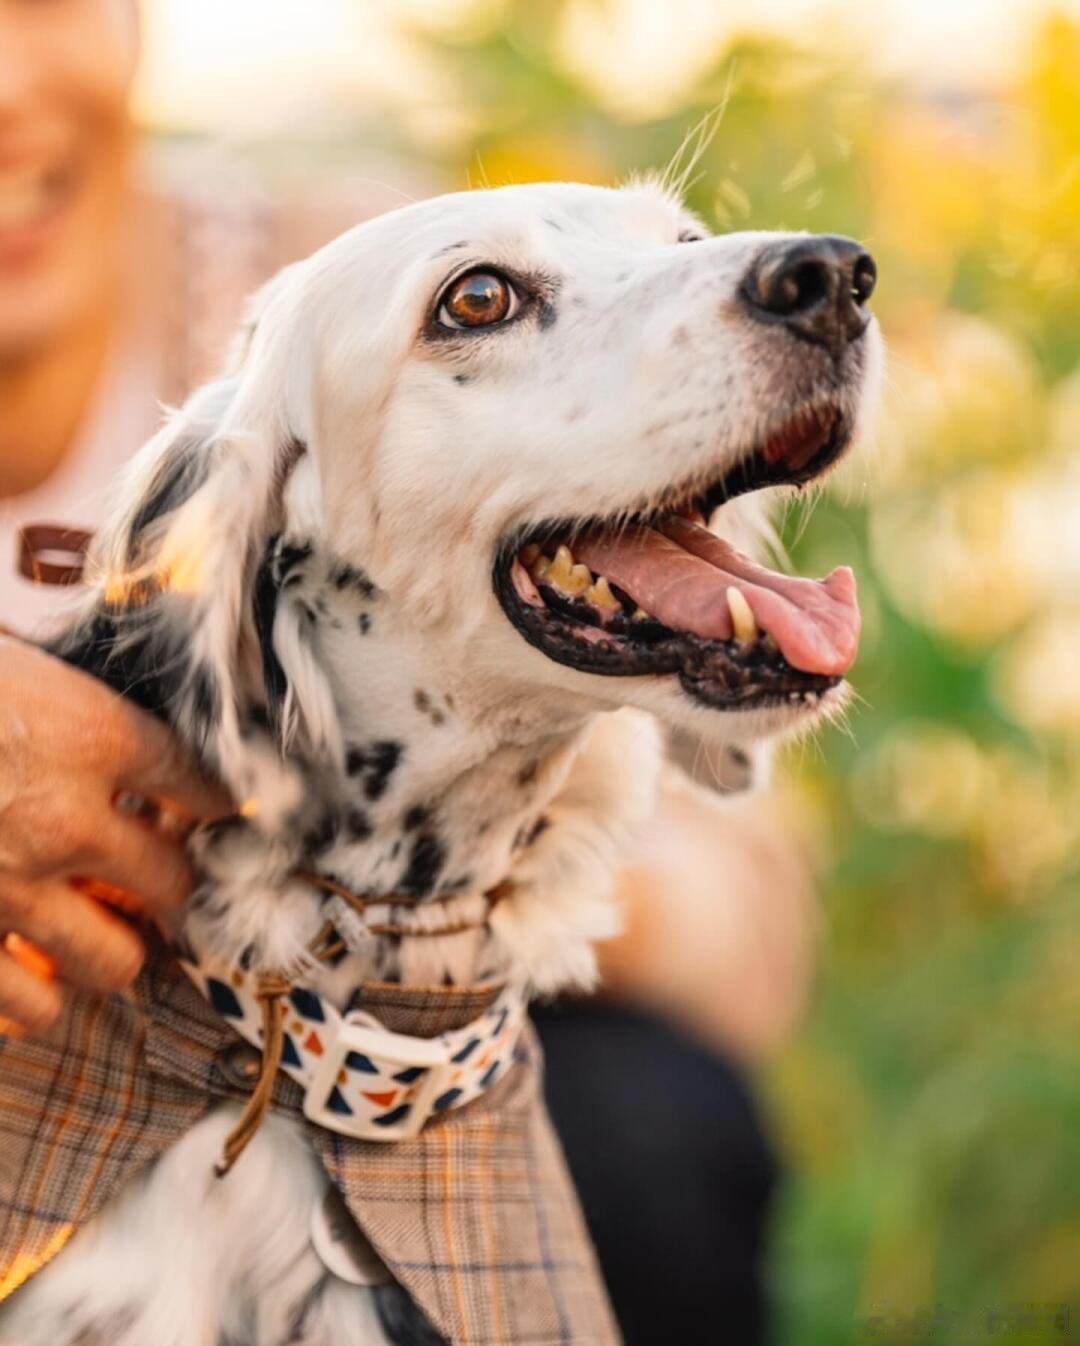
[0,178,880,1346]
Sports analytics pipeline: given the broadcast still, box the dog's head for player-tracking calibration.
[63,180,881,816]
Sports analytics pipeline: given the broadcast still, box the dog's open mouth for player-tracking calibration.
[494,403,861,711]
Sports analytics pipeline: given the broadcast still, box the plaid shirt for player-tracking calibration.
[0,942,621,1345]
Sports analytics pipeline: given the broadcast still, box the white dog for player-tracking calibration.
[0,179,880,1346]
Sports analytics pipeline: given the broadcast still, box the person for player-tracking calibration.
[0,3,814,1338]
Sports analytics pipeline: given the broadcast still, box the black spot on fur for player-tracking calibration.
[346,740,404,800]
[538,299,557,331]
[453,372,471,385]
[403,805,430,831]
[528,815,551,845]
[276,540,313,581]
[244,703,271,731]
[517,759,539,787]
[514,815,550,851]
[254,541,288,734]
[330,562,376,599]
[190,664,221,731]
[126,442,211,562]
[345,808,373,842]
[414,688,448,727]
[49,608,182,723]
[399,832,446,897]
[374,1284,449,1344]
[358,612,372,635]
[303,812,339,855]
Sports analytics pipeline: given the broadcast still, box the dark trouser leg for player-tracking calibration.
[534,1001,778,1346]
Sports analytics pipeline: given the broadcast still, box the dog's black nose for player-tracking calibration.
[743,235,876,349]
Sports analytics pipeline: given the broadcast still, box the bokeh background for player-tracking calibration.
[132,2,1080,1340]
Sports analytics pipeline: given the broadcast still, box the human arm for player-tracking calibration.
[0,637,231,1034]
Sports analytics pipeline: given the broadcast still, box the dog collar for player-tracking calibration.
[180,952,527,1145]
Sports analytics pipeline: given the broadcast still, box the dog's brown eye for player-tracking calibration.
[438,271,518,330]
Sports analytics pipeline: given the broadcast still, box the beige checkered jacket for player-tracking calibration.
[0,942,621,1345]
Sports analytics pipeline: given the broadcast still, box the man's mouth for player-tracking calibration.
[0,160,78,253]
[493,402,861,711]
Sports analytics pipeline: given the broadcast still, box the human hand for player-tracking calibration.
[0,638,232,1035]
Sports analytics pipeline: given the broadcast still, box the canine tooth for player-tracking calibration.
[586,576,621,612]
[520,543,541,565]
[532,556,552,580]
[726,587,758,644]
[565,563,592,595]
[548,545,576,588]
[632,606,651,621]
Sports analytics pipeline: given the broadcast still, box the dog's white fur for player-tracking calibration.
[1,180,880,1346]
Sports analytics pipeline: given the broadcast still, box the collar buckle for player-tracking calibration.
[303,1011,457,1142]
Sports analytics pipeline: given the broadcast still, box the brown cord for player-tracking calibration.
[215,974,290,1177]
[293,870,516,939]
[213,875,517,1175]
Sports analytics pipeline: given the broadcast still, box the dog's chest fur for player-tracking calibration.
[183,529,641,997]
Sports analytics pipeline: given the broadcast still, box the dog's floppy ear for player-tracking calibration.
[52,285,340,819]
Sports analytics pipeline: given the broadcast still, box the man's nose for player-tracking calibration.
[742,235,877,350]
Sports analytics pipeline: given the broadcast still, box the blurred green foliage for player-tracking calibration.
[389,4,1080,1342]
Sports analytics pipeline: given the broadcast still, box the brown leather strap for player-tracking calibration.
[17,524,93,587]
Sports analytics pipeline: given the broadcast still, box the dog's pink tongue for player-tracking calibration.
[575,517,860,677]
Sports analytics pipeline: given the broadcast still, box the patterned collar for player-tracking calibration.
[181,950,528,1148]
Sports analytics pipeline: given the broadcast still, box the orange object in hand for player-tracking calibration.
[3,932,57,982]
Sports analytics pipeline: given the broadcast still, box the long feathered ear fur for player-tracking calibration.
[52,271,339,824]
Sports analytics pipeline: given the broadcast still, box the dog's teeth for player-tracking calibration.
[632,606,651,622]
[532,556,552,580]
[586,576,621,612]
[564,563,592,595]
[726,587,758,644]
[548,545,576,589]
[520,543,541,566]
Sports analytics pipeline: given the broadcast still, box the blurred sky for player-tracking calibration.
[134,0,1080,132]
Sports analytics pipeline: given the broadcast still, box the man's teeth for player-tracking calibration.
[726,586,758,644]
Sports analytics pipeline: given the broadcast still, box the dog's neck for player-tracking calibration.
[187,538,619,996]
